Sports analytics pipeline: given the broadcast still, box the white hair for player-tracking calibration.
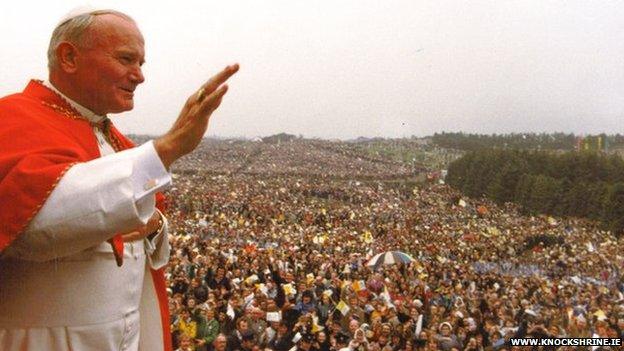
[47,9,135,71]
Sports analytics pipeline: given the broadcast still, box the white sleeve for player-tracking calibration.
[2,141,172,262]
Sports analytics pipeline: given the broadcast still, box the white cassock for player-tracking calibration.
[0,82,172,351]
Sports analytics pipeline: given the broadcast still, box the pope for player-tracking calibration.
[0,8,238,351]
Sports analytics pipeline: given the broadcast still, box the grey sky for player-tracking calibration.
[2,0,623,139]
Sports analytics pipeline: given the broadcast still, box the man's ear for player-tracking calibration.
[56,42,80,73]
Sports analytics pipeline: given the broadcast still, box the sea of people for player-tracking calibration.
[157,138,623,351]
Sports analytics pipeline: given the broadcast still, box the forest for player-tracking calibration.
[432,132,624,152]
[447,149,624,236]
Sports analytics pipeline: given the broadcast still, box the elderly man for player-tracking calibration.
[0,8,238,351]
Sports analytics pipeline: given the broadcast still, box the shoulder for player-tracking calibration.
[0,90,76,133]
[0,90,37,106]
[0,91,45,122]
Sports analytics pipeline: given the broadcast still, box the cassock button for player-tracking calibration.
[144,179,158,191]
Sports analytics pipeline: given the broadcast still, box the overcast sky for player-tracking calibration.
[2,0,623,139]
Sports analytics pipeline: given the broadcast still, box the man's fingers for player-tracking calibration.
[199,64,239,97]
[121,230,143,242]
[198,84,229,115]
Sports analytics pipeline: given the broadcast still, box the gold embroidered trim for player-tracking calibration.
[40,101,84,121]
[39,88,124,153]
[18,161,78,239]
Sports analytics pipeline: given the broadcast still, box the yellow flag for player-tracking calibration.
[311,315,324,332]
[352,280,366,292]
[336,300,350,316]
[361,231,373,244]
[487,227,501,237]
[283,284,296,296]
[245,274,259,285]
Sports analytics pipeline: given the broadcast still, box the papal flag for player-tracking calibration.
[336,300,350,316]
[255,283,268,295]
[245,274,259,285]
[283,283,296,296]
[352,280,366,292]
[311,315,324,332]
[380,286,394,308]
[361,231,373,244]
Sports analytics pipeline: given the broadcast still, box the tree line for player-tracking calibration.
[433,132,624,151]
[446,149,624,237]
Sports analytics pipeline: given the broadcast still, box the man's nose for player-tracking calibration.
[130,66,145,84]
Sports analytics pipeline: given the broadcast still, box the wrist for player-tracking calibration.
[148,211,165,240]
[154,137,176,169]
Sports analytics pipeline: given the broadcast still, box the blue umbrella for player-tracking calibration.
[366,251,415,270]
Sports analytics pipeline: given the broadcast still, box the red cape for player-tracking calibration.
[0,80,172,350]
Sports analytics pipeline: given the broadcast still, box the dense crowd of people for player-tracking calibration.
[158,139,623,351]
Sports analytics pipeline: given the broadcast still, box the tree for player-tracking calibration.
[601,182,624,237]
[527,175,563,214]
[486,153,527,204]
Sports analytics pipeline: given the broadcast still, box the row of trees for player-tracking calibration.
[433,132,624,151]
[447,149,624,236]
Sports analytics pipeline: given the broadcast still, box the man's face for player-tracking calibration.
[206,309,214,320]
[349,319,359,333]
[74,14,145,114]
[214,336,227,351]
[180,337,192,350]
[242,339,254,349]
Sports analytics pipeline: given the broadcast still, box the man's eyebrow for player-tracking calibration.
[116,49,144,60]
[115,49,146,65]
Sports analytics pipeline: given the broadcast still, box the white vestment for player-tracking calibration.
[0,82,173,351]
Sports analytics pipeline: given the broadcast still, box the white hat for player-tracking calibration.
[439,322,452,330]
[57,6,99,26]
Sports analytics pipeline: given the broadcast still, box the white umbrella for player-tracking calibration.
[366,251,415,270]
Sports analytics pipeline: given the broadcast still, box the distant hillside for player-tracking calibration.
[432,132,624,153]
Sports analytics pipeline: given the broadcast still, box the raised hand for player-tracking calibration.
[154,64,240,169]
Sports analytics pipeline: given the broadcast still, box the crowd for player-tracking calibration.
[159,138,419,179]
[157,139,623,351]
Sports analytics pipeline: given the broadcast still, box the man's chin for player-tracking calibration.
[109,101,134,114]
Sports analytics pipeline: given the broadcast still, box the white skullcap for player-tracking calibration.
[56,6,100,26]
